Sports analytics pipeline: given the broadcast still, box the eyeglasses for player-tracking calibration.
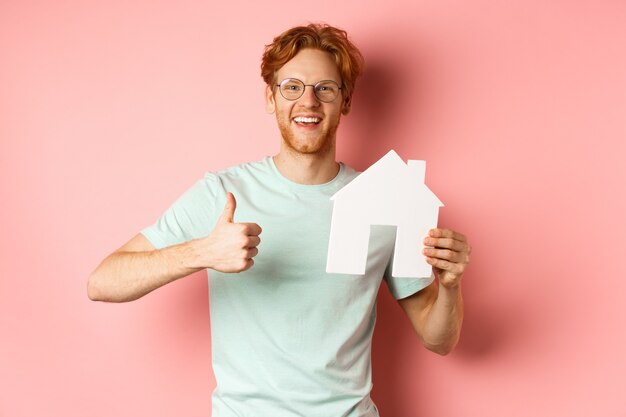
[275,78,342,103]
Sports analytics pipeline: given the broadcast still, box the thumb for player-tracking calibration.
[219,192,236,223]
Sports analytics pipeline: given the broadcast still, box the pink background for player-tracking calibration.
[2,1,625,416]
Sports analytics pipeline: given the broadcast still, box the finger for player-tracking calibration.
[239,222,262,236]
[219,192,236,223]
[429,228,467,242]
[246,236,261,248]
[246,247,259,258]
[425,257,465,274]
[424,237,468,253]
[422,248,465,263]
[240,258,254,272]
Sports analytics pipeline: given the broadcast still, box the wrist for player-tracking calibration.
[176,239,209,271]
[439,277,462,291]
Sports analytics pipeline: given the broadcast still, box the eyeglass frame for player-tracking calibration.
[274,78,343,103]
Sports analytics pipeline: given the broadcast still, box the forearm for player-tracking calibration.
[421,282,464,355]
[88,241,202,303]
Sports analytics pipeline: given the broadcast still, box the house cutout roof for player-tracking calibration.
[326,150,444,277]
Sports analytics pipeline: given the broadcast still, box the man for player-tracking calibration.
[88,23,470,417]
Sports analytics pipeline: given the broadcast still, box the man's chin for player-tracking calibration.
[279,130,332,154]
[284,137,333,155]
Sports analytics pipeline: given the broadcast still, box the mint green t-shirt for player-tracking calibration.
[141,157,433,417]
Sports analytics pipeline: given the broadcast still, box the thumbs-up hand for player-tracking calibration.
[219,191,237,223]
[188,192,262,273]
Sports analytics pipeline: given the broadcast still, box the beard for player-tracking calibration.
[276,116,340,156]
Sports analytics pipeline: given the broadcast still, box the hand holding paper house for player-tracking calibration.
[326,150,444,277]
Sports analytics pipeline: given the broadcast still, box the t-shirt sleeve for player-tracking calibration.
[141,172,224,250]
[383,261,435,300]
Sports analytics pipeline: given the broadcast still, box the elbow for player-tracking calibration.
[426,343,455,356]
[87,274,104,301]
[87,273,137,303]
[87,272,118,302]
[422,336,460,356]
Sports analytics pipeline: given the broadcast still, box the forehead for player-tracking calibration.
[276,48,341,83]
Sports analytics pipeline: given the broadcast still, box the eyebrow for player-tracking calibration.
[280,78,341,84]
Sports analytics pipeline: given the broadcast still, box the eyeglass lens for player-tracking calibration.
[279,79,340,102]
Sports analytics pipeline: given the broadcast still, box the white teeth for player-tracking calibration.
[294,117,320,123]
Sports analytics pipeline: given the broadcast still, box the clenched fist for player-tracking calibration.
[187,192,262,273]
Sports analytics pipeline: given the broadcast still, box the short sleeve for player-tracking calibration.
[383,262,435,300]
[141,172,224,249]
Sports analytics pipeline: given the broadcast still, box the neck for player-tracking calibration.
[273,144,339,185]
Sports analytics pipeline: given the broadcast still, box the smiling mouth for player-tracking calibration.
[293,116,321,126]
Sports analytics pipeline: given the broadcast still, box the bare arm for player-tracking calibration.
[397,228,470,355]
[398,279,464,355]
[87,192,261,303]
[87,233,202,302]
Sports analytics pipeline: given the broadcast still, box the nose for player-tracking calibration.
[298,85,321,107]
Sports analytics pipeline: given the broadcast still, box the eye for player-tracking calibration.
[281,80,304,92]
[316,82,338,94]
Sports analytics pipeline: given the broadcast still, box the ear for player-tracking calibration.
[265,85,276,114]
[341,94,352,115]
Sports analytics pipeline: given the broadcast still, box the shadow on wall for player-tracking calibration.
[372,260,525,415]
[347,40,527,414]
[455,286,521,358]
[341,46,433,170]
[345,57,407,170]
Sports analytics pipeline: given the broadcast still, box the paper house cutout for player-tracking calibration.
[326,150,444,277]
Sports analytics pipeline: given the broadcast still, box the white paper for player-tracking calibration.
[326,150,444,277]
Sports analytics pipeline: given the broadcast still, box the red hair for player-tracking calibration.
[261,23,364,109]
